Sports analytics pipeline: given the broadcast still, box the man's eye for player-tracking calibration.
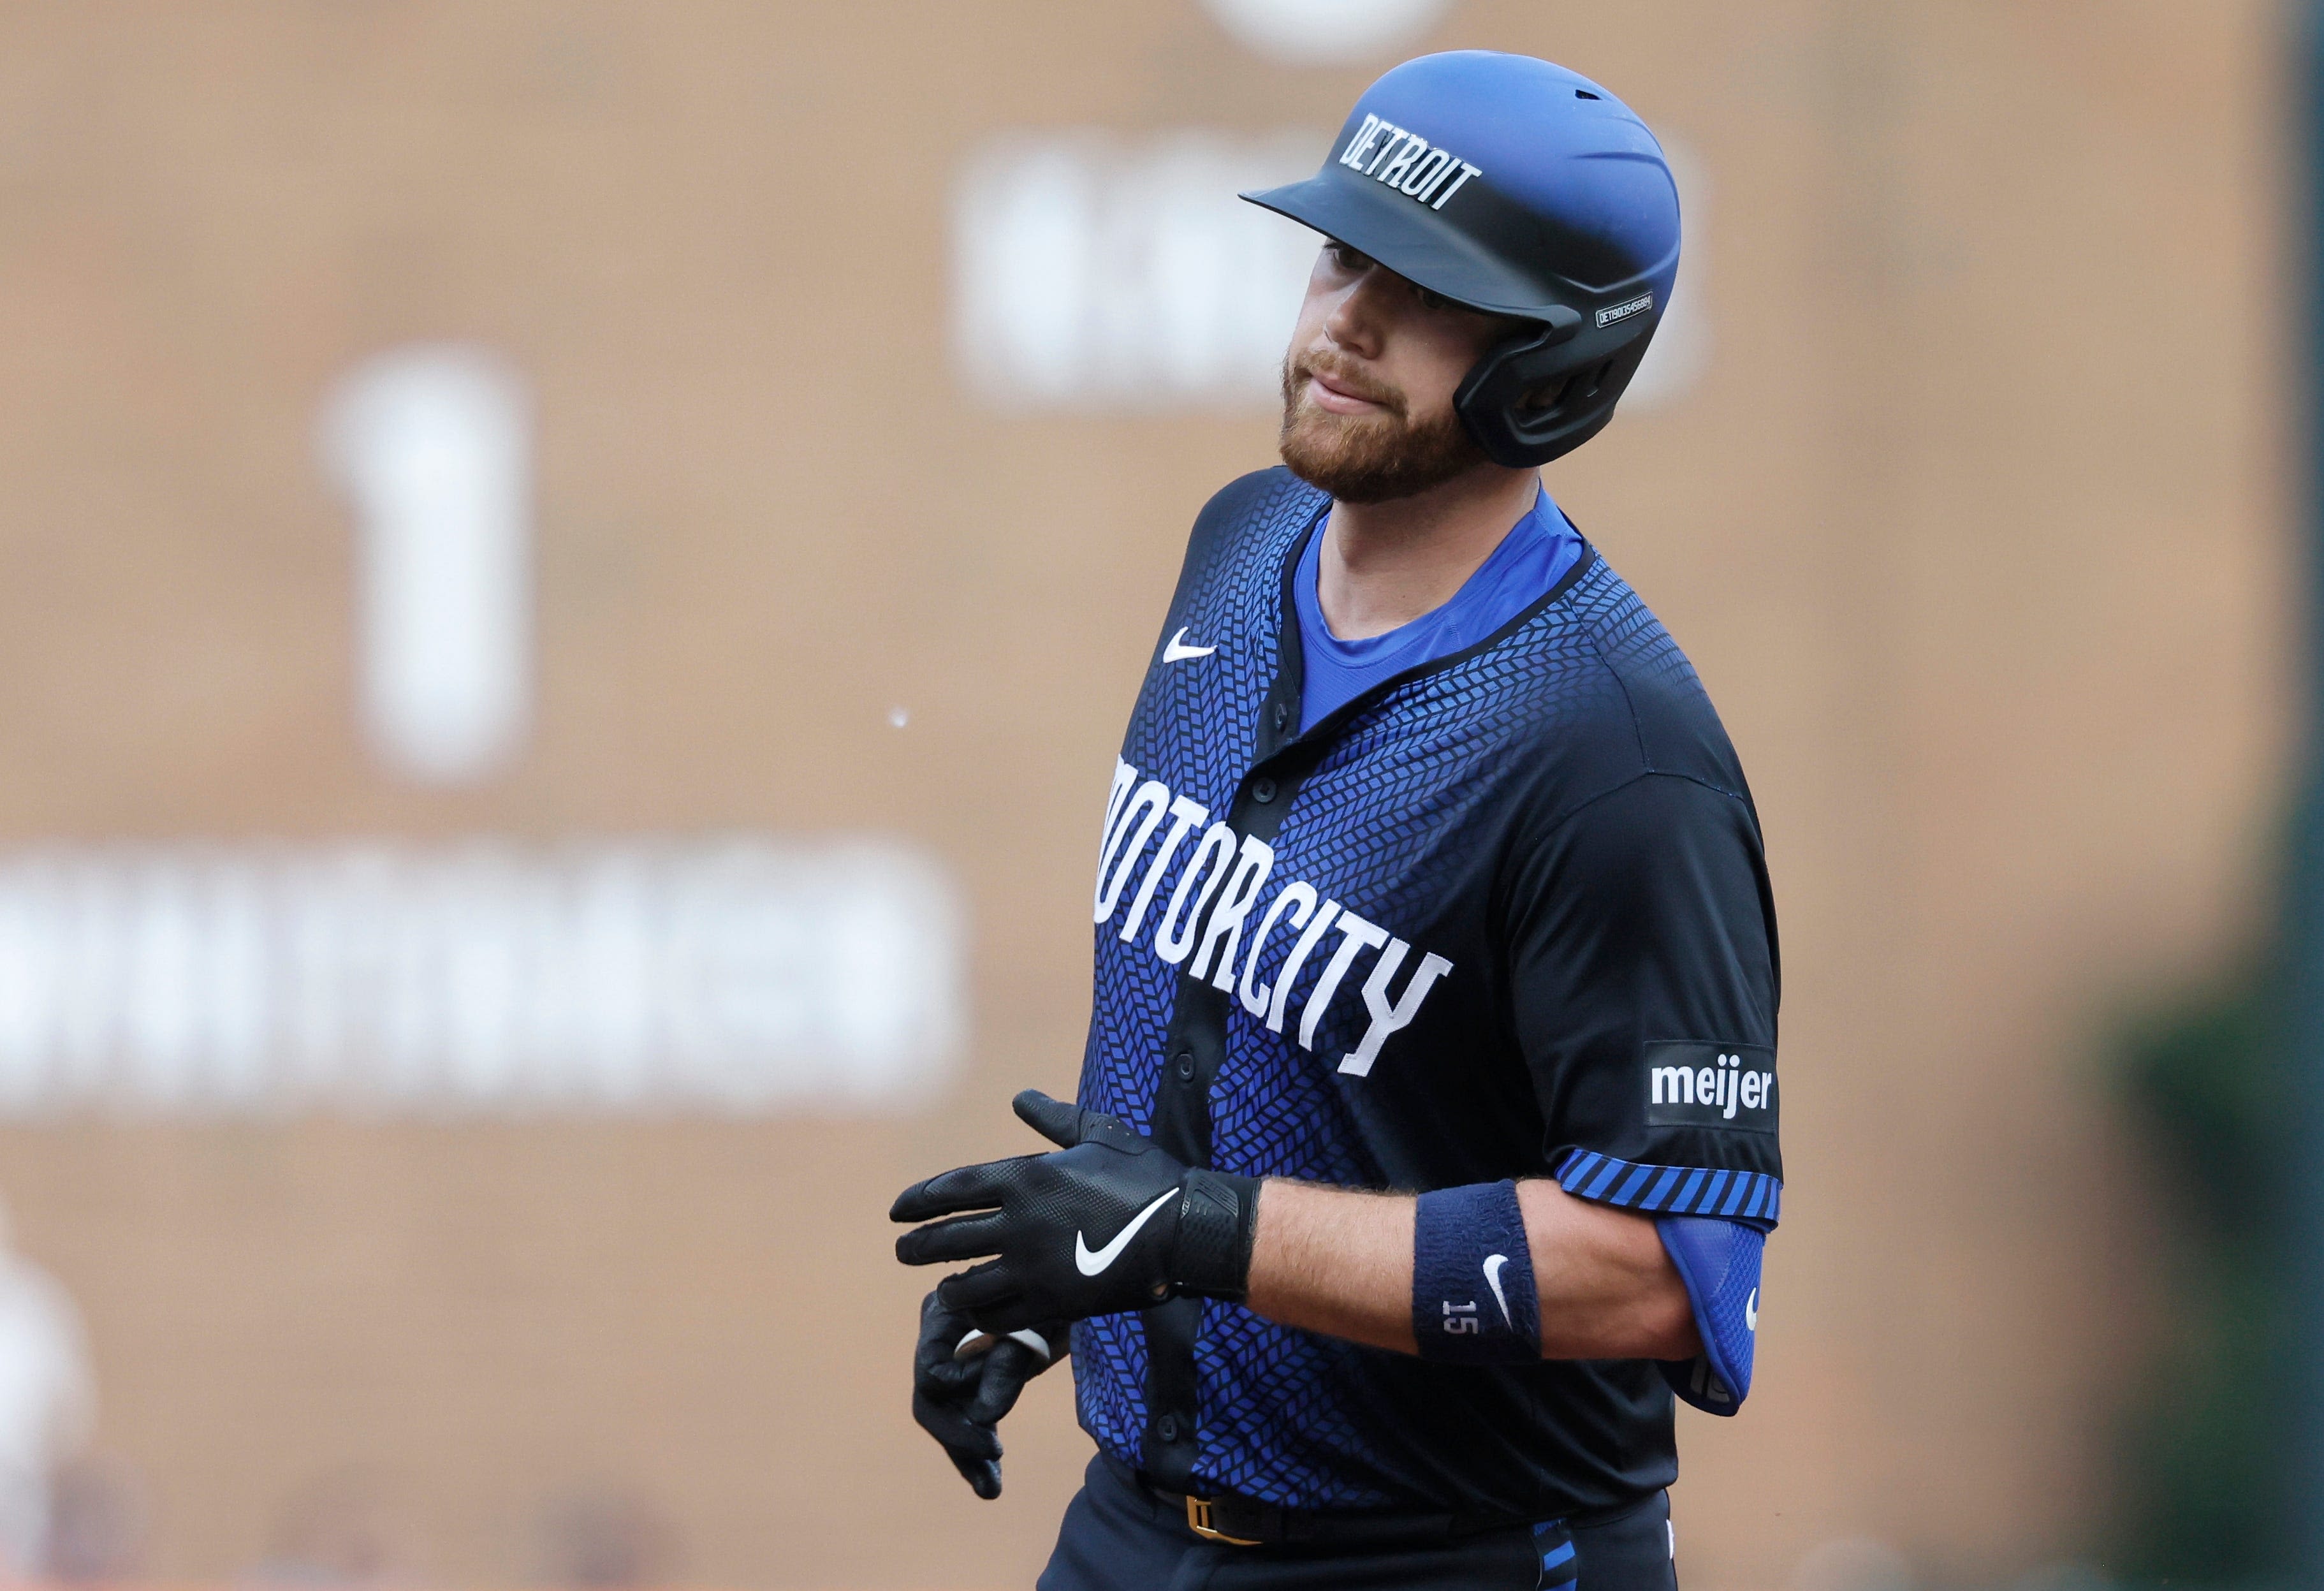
[1413,284,1449,312]
[1328,243,1370,272]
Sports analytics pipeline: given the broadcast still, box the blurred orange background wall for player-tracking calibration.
[0,2,2289,1587]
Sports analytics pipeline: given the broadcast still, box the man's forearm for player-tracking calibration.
[1243,1178,1702,1360]
[1244,1180,1419,1351]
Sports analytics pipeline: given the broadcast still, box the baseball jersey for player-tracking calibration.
[1072,467,1781,1520]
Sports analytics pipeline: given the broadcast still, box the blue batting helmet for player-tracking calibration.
[1243,51,1681,467]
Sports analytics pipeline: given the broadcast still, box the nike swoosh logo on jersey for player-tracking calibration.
[1162,627,1217,663]
[1744,1287,1758,1332]
[1074,1190,1178,1277]
[1482,1253,1513,1326]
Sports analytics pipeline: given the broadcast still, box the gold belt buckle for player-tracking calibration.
[1185,1495,1264,1547]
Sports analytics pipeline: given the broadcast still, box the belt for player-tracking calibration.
[1139,1478,1522,1550]
[1130,1465,1658,1551]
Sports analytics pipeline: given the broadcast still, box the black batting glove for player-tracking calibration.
[910,1289,1068,1500]
[890,1089,1261,1332]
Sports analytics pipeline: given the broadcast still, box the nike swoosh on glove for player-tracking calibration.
[890,1090,1260,1333]
[910,1289,1068,1500]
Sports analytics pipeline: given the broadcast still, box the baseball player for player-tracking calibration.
[894,50,1778,1590]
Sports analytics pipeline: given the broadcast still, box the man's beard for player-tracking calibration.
[1277,352,1486,504]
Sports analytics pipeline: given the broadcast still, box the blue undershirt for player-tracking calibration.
[1294,485,1584,732]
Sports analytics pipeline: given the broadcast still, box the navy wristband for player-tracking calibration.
[1413,1180,1541,1363]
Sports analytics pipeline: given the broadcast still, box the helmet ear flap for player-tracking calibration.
[1456,307,1657,468]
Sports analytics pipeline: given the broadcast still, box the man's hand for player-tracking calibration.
[890,1090,1258,1331]
[910,1289,1067,1500]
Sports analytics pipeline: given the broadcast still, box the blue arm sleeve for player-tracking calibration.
[1655,1215,1763,1414]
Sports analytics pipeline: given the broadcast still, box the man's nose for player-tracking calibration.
[1321,268,1392,356]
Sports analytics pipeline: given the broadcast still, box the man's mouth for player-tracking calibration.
[1301,364,1398,416]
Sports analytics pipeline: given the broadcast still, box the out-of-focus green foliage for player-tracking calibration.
[2110,957,2296,1582]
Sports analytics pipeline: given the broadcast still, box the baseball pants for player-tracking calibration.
[1038,1455,1679,1591]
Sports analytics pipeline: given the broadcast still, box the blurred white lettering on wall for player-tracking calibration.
[1198,0,1454,66]
[0,840,964,1116]
[956,131,1709,416]
[953,131,1324,409]
[321,345,533,786]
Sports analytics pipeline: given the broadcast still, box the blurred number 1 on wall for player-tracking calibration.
[320,345,534,786]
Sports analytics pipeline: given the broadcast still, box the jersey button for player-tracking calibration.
[1157,1414,1181,1442]
[1174,1052,1196,1081]
[1250,777,1277,804]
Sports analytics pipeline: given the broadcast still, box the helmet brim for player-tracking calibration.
[1240,173,1567,324]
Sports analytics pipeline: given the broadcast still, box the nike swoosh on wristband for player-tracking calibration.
[1074,1190,1178,1277]
[1482,1253,1513,1326]
[1162,627,1217,663]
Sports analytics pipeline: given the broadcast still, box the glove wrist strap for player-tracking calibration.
[1174,1170,1261,1301]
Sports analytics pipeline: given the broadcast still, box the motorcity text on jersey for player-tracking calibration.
[1095,758,1454,1078]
